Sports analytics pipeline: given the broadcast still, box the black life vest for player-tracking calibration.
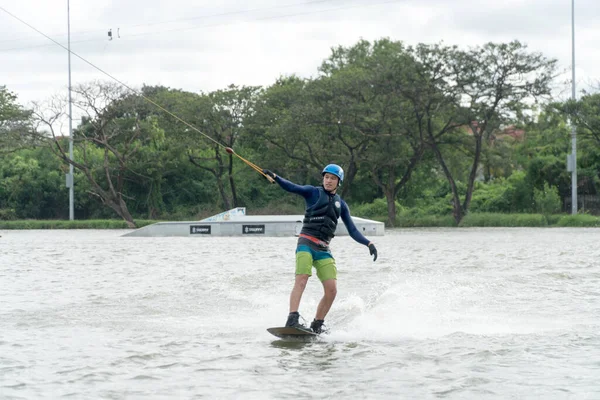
[300,187,342,243]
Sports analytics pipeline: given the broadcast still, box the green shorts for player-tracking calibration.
[295,245,337,282]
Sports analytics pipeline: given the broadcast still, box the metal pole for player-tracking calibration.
[570,0,577,214]
[68,0,74,220]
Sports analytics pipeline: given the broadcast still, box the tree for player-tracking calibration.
[552,93,600,199]
[130,86,213,218]
[319,39,430,225]
[32,82,164,227]
[556,92,600,145]
[0,147,69,219]
[517,107,572,206]
[244,76,329,183]
[299,39,428,225]
[480,125,522,182]
[0,86,34,154]
[408,41,557,224]
[162,85,259,209]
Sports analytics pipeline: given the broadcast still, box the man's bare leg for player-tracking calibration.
[315,279,337,320]
[289,274,309,312]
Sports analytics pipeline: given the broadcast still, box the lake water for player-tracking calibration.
[1,228,599,399]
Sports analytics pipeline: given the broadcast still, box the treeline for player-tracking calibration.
[1,38,599,227]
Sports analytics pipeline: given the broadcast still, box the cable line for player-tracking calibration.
[0,5,276,181]
[0,0,401,52]
[0,0,342,45]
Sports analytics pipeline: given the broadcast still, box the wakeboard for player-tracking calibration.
[267,326,318,339]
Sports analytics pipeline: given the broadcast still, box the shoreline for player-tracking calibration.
[1,212,599,229]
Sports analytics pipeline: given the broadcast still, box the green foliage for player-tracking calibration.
[0,219,158,229]
[352,198,400,220]
[422,198,455,216]
[0,208,16,220]
[4,38,600,225]
[0,148,69,219]
[470,171,534,213]
[396,213,457,227]
[470,179,512,213]
[526,155,570,199]
[505,170,536,212]
[554,214,600,227]
[557,92,600,146]
[553,94,600,198]
[533,182,562,215]
[459,213,548,227]
[0,86,33,152]
[545,214,562,225]
[415,40,557,223]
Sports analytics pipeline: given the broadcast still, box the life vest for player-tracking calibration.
[300,187,341,243]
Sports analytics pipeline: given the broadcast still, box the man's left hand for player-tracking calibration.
[262,169,277,183]
[368,243,377,262]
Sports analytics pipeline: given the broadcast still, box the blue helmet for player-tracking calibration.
[322,164,344,184]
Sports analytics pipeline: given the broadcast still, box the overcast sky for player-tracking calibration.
[1,0,599,108]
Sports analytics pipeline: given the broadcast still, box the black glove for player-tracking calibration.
[368,243,377,261]
[262,169,276,182]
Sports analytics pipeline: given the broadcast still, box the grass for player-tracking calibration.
[0,219,158,229]
[357,211,600,228]
[459,213,549,227]
[396,215,457,228]
[553,213,600,227]
[1,213,599,229]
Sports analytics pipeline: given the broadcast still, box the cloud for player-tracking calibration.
[1,0,598,107]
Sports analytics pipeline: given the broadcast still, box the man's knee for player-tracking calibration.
[322,280,337,299]
[327,286,337,299]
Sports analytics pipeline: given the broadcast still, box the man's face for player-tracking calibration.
[322,173,339,192]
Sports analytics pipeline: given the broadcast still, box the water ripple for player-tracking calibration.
[1,228,599,398]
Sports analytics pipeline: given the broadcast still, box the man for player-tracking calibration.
[263,164,378,334]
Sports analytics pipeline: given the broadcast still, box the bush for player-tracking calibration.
[459,212,548,227]
[421,197,454,216]
[554,214,600,227]
[353,198,402,219]
[545,214,563,225]
[470,180,512,213]
[0,219,159,229]
[0,208,17,221]
[470,171,535,213]
[533,182,562,215]
[397,213,457,227]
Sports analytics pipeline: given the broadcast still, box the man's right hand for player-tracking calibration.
[368,243,378,262]
[262,169,277,181]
